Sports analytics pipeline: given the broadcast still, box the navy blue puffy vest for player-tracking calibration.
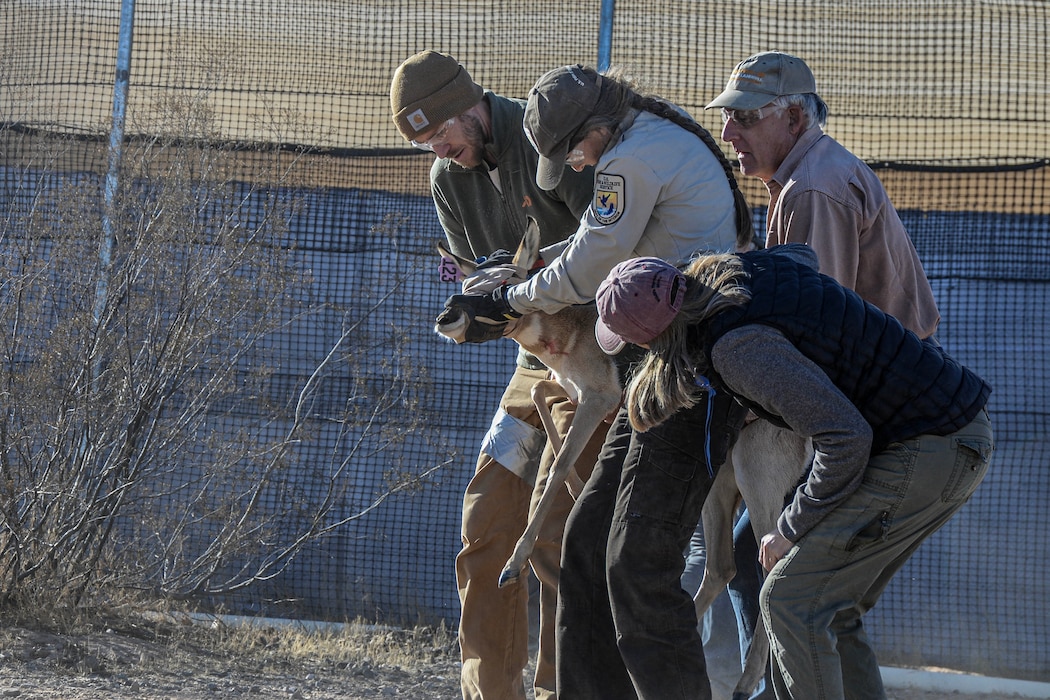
[700,249,991,452]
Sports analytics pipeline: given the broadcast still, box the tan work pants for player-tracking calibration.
[457,366,608,700]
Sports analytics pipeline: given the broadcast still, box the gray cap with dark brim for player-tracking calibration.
[524,65,604,190]
[705,51,817,111]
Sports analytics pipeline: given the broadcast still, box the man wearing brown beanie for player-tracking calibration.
[391,51,604,700]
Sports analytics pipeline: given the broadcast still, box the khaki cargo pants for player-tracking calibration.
[457,366,609,700]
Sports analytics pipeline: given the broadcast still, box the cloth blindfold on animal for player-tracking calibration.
[436,241,548,344]
[460,264,520,294]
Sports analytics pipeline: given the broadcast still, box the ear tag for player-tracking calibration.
[440,256,465,283]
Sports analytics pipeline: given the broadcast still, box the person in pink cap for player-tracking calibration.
[596,246,992,700]
[592,256,688,354]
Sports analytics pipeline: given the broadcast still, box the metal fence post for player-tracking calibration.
[598,0,615,72]
[94,0,135,373]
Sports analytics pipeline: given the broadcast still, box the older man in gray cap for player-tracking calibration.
[707,51,938,337]
[706,50,941,700]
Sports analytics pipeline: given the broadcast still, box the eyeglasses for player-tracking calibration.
[411,117,456,151]
[564,127,593,166]
[720,105,785,129]
[565,148,586,167]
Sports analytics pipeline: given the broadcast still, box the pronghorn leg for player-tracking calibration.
[693,453,742,621]
[728,421,813,700]
[498,396,611,588]
[530,379,586,497]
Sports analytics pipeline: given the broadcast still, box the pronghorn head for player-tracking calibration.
[434,217,542,344]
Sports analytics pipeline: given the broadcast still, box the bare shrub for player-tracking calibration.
[0,58,451,616]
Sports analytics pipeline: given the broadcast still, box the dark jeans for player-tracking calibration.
[556,390,745,700]
[731,460,809,700]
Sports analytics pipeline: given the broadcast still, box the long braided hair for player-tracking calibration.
[632,96,757,252]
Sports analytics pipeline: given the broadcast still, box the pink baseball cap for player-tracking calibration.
[594,257,687,355]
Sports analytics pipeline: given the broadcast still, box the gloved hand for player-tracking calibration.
[447,285,523,325]
[438,286,523,344]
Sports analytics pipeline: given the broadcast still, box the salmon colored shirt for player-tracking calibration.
[764,128,940,339]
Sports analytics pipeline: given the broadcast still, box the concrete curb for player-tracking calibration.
[882,666,1050,698]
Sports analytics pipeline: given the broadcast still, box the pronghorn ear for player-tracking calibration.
[513,217,542,270]
[436,240,478,276]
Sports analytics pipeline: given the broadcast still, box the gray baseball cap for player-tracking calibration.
[524,65,604,191]
[706,51,817,111]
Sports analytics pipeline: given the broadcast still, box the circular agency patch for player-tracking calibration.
[593,172,625,225]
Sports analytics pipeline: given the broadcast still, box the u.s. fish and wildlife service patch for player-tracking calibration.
[594,173,625,225]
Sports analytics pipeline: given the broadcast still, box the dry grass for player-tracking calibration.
[0,607,464,699]
[187,614,459,671]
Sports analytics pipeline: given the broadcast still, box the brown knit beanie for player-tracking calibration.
[390,51,484,141]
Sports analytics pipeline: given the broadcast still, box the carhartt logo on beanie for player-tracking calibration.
[390,51,484,141]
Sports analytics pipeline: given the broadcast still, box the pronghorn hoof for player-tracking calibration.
[498,568,520,588]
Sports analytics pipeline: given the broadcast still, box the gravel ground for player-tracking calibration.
[0,624,1031,700]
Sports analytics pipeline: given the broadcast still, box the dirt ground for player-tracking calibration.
[0,623,1025,700]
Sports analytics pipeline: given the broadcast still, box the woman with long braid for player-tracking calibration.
[447,64,755,699]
